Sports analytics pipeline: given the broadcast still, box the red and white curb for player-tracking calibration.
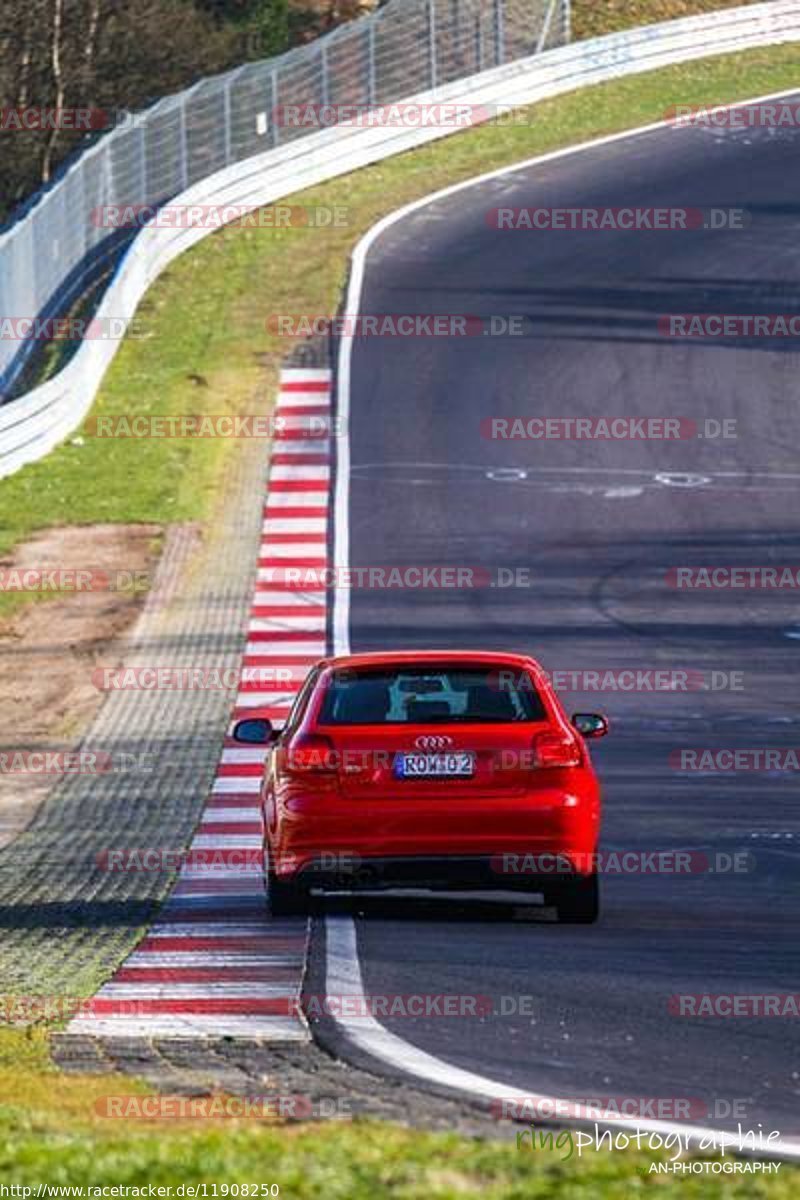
[69,367,332,1039]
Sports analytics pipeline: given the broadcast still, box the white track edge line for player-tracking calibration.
[325,917,800,1159]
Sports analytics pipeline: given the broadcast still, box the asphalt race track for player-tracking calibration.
[331,98,800,1136]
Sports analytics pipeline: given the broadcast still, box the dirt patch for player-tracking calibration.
[0,524,162,848]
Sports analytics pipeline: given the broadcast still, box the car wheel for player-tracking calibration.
[268,871,308,916]
[555,871,600,924]
[265,847,308,916]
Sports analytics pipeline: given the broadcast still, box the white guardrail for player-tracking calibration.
[2,0,799,478]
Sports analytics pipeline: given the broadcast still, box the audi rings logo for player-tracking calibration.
[415,735,453,750]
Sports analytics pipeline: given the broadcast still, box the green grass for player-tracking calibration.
[0,1033,796,1194]
[572,0,764,40]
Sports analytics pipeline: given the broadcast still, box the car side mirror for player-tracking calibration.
[232,717,279,745]
[571,713,609,739]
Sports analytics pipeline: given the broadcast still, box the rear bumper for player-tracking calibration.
[280,852,596,894]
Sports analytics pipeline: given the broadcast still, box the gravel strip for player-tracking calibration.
[51,1032,515,1139]
[0,433,267,996]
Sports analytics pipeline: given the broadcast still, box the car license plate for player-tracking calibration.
[395,752,475,778]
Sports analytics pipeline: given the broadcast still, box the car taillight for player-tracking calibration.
[284,734,337,774]
[532,732,581,768]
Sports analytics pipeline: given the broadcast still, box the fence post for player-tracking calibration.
[77,159,87,268]
[321,43,330,109]
[367,20,377,106]
[494,0,504,65]
[271,71,280,147]
[475,11,483,72]
[563,0,572,44]
[223,66,247,166]
[223,79,232,166]
[428,0,438,90]
[139,121,147,201]
[449,0,462,74]
[179,95,189,191]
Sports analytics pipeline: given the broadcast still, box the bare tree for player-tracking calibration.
[0,0,247,222]
[41,0,65,181]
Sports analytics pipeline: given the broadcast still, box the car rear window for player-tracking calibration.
[317,666,547,725]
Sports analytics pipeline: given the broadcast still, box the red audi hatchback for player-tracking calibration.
[234,651,608,922]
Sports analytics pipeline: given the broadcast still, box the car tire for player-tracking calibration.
[265,848,308,916]
[554,871,600,924]
[269,872,308,916]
